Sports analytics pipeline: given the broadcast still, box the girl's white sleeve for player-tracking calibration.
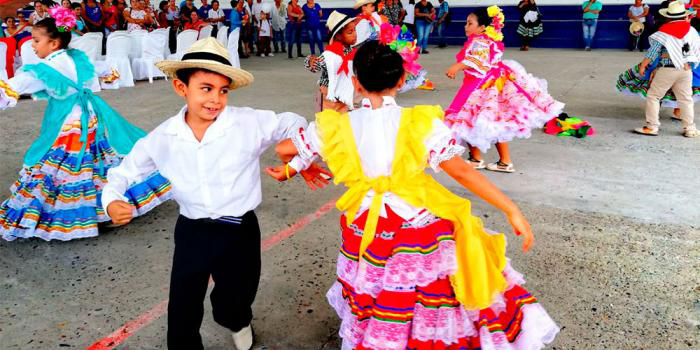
[0,73,46,109]
[288,121,322,172]
[425,118,466,172]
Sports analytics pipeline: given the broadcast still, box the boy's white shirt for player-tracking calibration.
[321,50,355,107]
[102,105,307,219]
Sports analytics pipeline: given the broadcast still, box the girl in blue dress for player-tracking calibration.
[0,12,171,241]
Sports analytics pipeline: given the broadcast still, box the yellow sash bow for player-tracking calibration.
[315,106,508,310]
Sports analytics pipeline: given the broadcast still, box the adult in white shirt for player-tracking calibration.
[271,0,287,53]
[403,0,416,38]
[29,1,50,25]
[628,0,650,51]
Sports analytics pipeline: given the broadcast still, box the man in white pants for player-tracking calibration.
[637,1,700,138]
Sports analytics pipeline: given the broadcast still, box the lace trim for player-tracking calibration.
[291,126,317,161]
[429,142,466,173]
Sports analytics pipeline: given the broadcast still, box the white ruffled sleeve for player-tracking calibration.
[425,118,465,172]
[288,121,322,172]
[0,72,46,109]
[461,38,492,78]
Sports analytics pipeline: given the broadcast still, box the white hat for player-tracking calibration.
[353,0,374,9]
[156,37,254,89]
[659,1,690,19]
[326,11,354,43]
[629,21,644,36]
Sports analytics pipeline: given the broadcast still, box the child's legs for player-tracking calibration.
[670,69,696,131]
[495,142,512,163]
[167,216,213,350]
[469,145,481,161]
[210,211,262,332]
[265,36,271,54]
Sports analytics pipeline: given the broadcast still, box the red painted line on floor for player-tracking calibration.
[87,199,337,350]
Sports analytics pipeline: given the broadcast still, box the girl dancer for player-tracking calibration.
[0,8,171,241]
[267,40,559,350]
[445,6,563,173]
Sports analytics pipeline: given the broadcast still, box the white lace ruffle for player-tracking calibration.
[428,143,466,172]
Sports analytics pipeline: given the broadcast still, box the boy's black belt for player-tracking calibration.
[197,212,253,225]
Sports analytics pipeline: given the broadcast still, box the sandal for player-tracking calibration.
[683,129,699,138]
[468,158,485,170]
[486,161,515,173]
[633,127,659,136]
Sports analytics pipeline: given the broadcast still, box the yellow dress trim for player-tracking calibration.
[315,106,508,310]
[0,80,20,101]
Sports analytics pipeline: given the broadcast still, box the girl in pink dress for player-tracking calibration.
[445,6,564,173]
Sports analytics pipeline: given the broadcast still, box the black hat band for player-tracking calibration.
[181,52,232,66]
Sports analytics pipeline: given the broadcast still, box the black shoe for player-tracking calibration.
[288,53,293,59]
[298,53,306,58]
[421,49,429,54]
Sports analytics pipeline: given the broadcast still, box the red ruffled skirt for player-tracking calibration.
[327,206,559,349]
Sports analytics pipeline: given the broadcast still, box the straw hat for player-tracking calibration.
[353,0,374,9]
[327,11,354,43]
[629,21,644,36]
[659,1,689,19]
[156,37,254,90]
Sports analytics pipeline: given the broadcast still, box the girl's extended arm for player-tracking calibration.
[440,155,534,252]
[445,61,467,79]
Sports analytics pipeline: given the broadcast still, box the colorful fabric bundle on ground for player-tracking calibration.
[544,113,596,138]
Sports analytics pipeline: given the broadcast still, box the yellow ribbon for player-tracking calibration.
[316,106,509,310]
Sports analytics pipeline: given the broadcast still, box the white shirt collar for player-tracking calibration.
[360,96,398,110]
[46,49,66,62]
[165,105,236,144]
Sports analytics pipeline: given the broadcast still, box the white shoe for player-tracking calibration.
[232,325,254,350]
[268,53,274,57]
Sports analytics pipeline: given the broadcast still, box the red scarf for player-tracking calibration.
[357,13,380,26]
[659,20,691,39]
[326,41,356,75]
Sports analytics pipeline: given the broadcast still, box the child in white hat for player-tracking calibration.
[102,37,329,350]
[306,10,358,112]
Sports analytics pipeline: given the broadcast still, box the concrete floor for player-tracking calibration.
[0,47,698,349]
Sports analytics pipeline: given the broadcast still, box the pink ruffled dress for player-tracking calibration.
[445,34,565,152]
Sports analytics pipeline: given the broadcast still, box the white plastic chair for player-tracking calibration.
[150,28,171,59]
[20,39,40,67]
[227,28,240,69]
[168,29,198,60]
[69,32,103,64]
[128,29,148,61]
[198,25,213,39]
[131,30,168,83]
[216,25,228,47]
[104,32,134,88]
[0,42,8,81]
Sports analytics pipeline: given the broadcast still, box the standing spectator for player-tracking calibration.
[83,0,104,33]
[287,0,304,58]
[414,0,434,54]
[381,0,404,26]
[29,1,50,25]
[628,0,649,51]
[258,7,272,56]
[198,0,212,20]
[271,0,287,54]
[166,0,180,25]
[517,0,543,51]
[435,0,449,48]
[582,0,602,51]
[116,0,129,30]
[157,0,170,27]
[302,0,323,55]
[180,0,197,25]
[72,3,87,36]
[102,0,119,34]
[687,0,700,30]
[208,0,225,36]
[403,0,416,38]
[125,0,153,32]
[248,0,258,54]
[229,0,249,58]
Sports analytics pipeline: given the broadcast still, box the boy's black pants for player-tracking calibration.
[167,212,261,350]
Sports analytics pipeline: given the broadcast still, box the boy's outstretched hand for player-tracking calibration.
[107,200,134,226]
[507,210,534,253]
[265,163,332,190]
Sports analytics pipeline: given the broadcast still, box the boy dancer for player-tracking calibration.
[102,38,323,350]
[305,10,357,112]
